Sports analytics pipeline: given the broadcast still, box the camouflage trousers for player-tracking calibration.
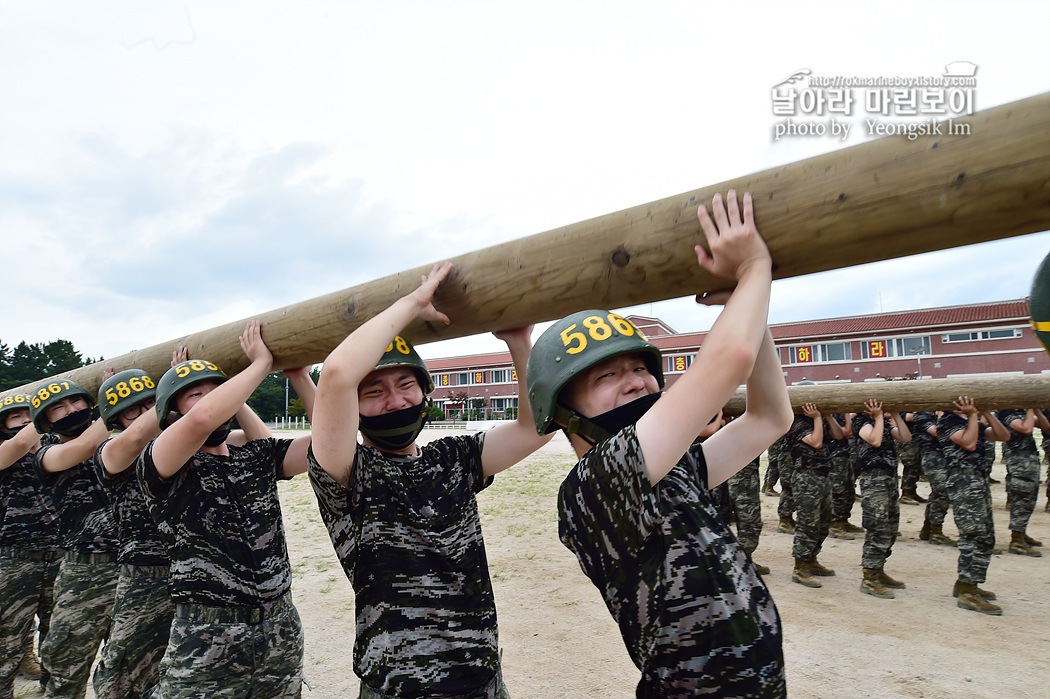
[859,470,900,570]
[0,548,60,699]
[921,449,951,527]
[764,442,782,487]
[92,564,174,699]
[358,660,509,699]
[898,441,922,492]
[41,553,118,699]
[828,454,855,522]
[147,591,304,699]
[727,459,762,554]
[946,467,994,584]
[776,456,796,521]
[791,468,831,561]
[1004,451,1041,532]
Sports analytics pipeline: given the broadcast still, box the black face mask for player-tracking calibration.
[0,423,26,440]
[359,401,429,452]
[50,408,96,437]
[203,419,234,447]
[587,391,662,440]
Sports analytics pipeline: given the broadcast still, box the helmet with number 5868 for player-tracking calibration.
[98,369,157,430]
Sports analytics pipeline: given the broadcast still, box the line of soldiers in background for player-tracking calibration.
[711,401,1048,616]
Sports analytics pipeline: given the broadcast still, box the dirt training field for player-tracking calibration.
[16,429,1049,698]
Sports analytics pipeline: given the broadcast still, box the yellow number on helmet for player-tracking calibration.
[583,316,612,342]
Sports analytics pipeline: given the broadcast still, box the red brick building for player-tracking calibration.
[425,299,1049,419]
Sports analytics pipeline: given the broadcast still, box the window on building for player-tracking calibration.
[490,397,518,411]
[787,342,852,365]
[457,372,471,385]
[668,355,693,372]
[490,368,512,383]
[860,336,931,359]
[942,328,1022,343]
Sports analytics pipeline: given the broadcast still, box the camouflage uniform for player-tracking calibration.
[787,415,832,562]
[897,439,922,494]
[852,414,900,570]
[827,414,855,522]
[139,438,304,699]
[559,425,785,698]
[726,458,762,555]
[912,412,950,527]
[938,413,995,584]
[1,448,61,699]
[307,434,510,699]
[34,435,120,699]
[996,409,1041,534]
[764,437,782,489]
[92,440,174,699]
[773,434,796,522]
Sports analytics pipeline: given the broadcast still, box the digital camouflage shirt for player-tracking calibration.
[827,414,850,458]
[937,412,989,473]
[94,439,170,566]
[909,411,940,453]
[307,433,500,698]
[995,409,1037,457]
[138,437,294,606]
[559,424,785,698]
[788,414,832,472]
[850,413,900,472]
[35,433,119,553]
[0,445,59,551]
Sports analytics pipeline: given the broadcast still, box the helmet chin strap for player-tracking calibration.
[555,392,662,447]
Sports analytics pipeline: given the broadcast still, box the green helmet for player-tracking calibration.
[29,378,95,435]
[526,310,663,436]
[0,392,32,439]
[155,359,228,428]
[375,336,434,394]
[1030,251,1050,355]
[98,369,158,430]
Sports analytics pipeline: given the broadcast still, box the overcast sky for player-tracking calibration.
[3,1,1049,365]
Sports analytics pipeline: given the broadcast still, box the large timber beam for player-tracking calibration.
[6,92,1050,400]
[722,374,1050,416]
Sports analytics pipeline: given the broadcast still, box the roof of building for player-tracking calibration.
[423,298,1032,367]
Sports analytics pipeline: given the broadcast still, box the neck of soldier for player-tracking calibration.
[200,442,230,457]
[362,435,419,458]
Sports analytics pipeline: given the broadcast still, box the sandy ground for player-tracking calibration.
[15,428,1050,698]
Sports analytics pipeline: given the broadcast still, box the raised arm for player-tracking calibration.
[150,321,274,479]
[637,191,779,484]
[702,329,792,487]
[100,411,161,475]
[825,412,845,441]
[284,367,317,423]
[889,412,912,443]
[40,419,110,473]
[949,397,981,452]
[981,410,1009,443]
[312,262,452,486]
[857,400,885,447]
[227,403,273,447]
[800,403,825,449]
[0,422,41,471]
[480,325,554,477]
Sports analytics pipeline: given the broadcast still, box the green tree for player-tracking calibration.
[0,338,89,392]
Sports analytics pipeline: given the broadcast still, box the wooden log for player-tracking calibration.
[6,92,1050,400]
[723,374,1050,416]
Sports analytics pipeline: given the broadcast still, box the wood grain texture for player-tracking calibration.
[8,93,1049,399]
